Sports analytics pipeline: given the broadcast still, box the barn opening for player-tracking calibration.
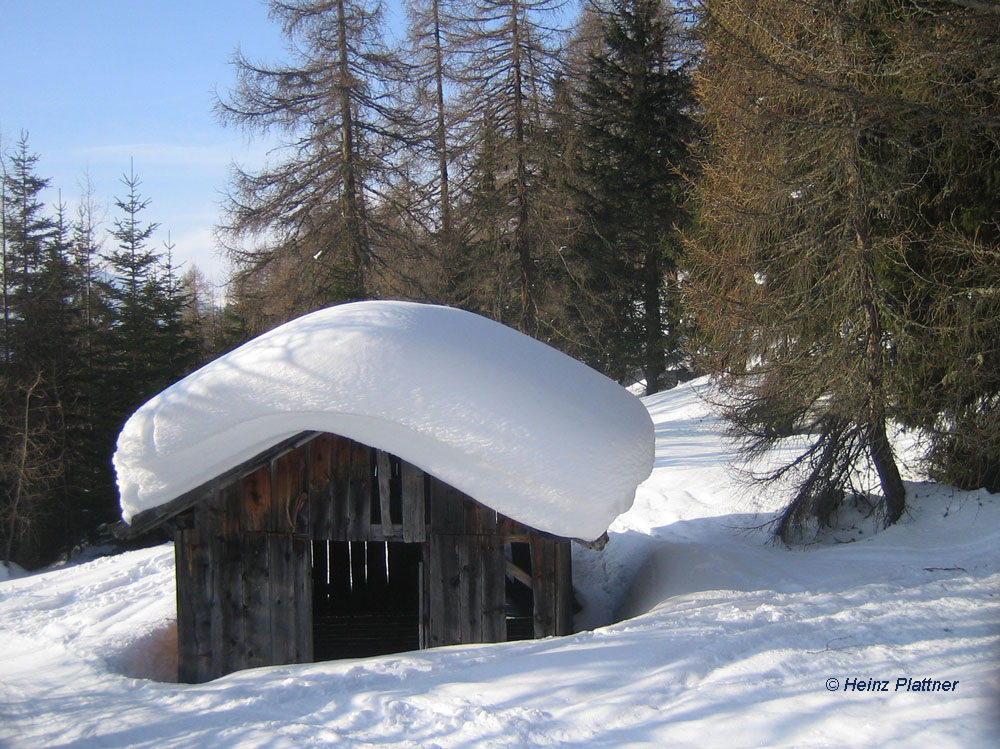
[311,540,421,660]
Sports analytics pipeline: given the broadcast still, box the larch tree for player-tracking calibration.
[687,0,906,541]
[399,0,469,303]
[450,0,568,335]
[687,0,1000,541]
[217,0,415,328]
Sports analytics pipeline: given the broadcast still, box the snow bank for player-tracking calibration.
[114,301,654,540]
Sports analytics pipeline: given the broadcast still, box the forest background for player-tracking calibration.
[2,0,998,568]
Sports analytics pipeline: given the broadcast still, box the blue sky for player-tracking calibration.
[1,1,294,287]
[2,1,577,291]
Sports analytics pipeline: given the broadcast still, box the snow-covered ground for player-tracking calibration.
[1,377,997,747]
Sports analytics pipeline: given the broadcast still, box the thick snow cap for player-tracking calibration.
[114,301,654,540]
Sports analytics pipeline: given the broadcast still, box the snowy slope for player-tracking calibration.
[114,301,653,541]
[2,377,998,747]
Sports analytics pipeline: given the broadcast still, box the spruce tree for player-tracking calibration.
[103,164,192,411]
[0,136,74,565]
[570,0,694,392]
[104,163,160,403]
[2,134,57,367]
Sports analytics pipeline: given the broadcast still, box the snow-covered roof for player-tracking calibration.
[114,301,654,540]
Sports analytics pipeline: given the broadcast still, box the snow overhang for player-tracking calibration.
[113,301,654,541]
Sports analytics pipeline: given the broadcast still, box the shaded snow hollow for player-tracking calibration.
[114,301,654,540]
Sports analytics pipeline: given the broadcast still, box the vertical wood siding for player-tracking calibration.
[173,432,572,682]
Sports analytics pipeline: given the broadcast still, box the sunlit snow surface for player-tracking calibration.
[114,301,654,541]
[2,377,998,747]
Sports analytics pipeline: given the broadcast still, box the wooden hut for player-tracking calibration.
[115,301,654,684]
[126,430,574,683]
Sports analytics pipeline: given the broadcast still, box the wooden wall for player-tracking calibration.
[170,432,573,683]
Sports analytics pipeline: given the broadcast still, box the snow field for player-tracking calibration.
[1,376,997,747]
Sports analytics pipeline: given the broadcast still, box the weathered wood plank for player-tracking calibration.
[465,498,497,536]
[292,536,313,663]
[346,442,372,540]
[197,492,227,682]
[429,478,465,535]
[274,444,310,533]
[242,465,271,532]
[530,536,556,638]
[219,502,247,677]
[400,460,425,542]
[374,450,401,539]
[418,553,428,649]
[423,536,447,648]
[555,538,574,636]
[330,437,353,541]
[458,540,478,644]
[480,536,506,643]
[242,532,271,669]
[309,433,334,540]
[442,535,465,645]
[268,533,297,665]
[174,527,198,683]
[218,478,242,540]
[496,513,533,540]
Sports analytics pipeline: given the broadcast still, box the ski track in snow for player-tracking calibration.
[1,377,998,747]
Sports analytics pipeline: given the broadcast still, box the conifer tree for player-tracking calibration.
[686,0,1000,539]
[449,0,567,334]
[0,136,74,565]
[104,163,160,399]
[570,0,694,392]
[2,134,56,368]
[218,0,415,325]
[395,0,471,303]
[103,164,192,411]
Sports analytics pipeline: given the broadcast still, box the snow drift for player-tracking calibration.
[114,301,654,540]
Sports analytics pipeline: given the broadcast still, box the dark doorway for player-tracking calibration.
[504,541,535,641]
[311,540,422,661]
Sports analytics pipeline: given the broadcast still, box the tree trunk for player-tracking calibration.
[431,0,452,241]
[510,0,535,335]
[849,118,906,526]
[643,243,664,394]
[337,0,366,297]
